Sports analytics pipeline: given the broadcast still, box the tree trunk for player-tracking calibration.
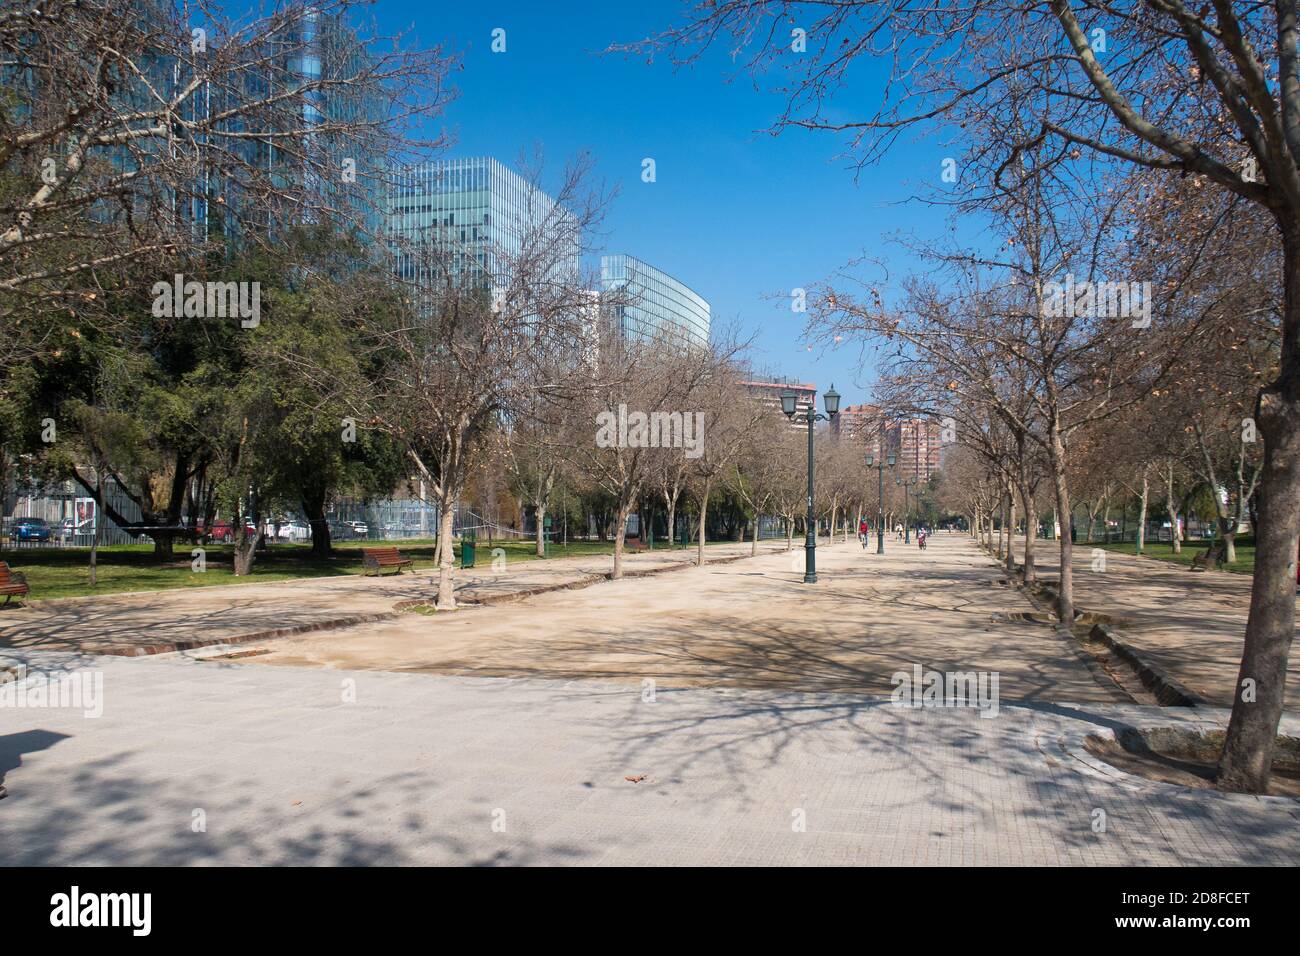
[302,491,332,556]
[233,524,257,576]
[535,502,546,558]
[696,482,711,567]
[1050,425,1074,624]
[1018,482,1036,583]
[665,491,678,551]
[612,499,633,579]
[435,501,456,610]
[1219,512,1238,564]
[1217,227,1300,794]
[785,516,794,550]
[1166,461,1182,554]
[1005,494,1016,574]
[89,462,103,586]
[1136,469,1149,555]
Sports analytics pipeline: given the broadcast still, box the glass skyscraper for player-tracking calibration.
[600,254,710,349]
[387,157,579,291]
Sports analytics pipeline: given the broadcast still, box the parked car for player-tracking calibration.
[13,517,53,542]
[274,521,311,541]
[195,520,256,544]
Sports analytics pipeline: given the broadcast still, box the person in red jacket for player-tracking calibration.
[858,518,869,547]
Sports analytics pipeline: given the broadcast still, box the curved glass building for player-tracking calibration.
[600,254,710,349]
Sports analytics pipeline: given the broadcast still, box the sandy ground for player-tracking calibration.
[1011,538,1300,709]
[245,535,1123,704]
[0,539,787,654]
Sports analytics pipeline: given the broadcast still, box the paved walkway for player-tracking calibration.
[1,652,1295,865]
[0,540,789,655]
[1011,539,1300,709]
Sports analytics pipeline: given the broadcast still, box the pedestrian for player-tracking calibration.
[858,518,869,547]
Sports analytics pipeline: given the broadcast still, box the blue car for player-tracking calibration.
[13,518,52,542]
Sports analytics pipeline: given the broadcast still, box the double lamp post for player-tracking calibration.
[864,451,896,554]
[781,384,840,584]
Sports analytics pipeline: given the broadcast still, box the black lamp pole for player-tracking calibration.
[897,476,919,543]
[865,451,896,555]
[782,385,840,584]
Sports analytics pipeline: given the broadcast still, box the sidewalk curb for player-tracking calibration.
[1088,622,1205,707]
[97,611,401,657]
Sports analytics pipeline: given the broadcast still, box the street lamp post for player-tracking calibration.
[864,451,896,555]
[896,475,919,543]
[781,384,840,584]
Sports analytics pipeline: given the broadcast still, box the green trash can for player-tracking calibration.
[460,529,476,569]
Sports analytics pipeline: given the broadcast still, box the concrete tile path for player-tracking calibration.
[1,653,1296,865]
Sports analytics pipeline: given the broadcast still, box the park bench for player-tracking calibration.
[1190,543,1226,572]
[0,562,30,605]
[361,546,413,577]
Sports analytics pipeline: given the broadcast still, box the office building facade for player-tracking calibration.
[388,157,579,292]
[600,254,710,349]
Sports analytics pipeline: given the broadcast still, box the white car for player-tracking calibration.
[275,521,311,541]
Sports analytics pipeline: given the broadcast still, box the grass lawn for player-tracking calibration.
[0,536,717,600]
[1095,536,1255,575]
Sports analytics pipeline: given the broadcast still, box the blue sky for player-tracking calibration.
[375,0,965,406]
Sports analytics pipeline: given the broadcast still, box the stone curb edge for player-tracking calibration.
[1087,622,1206,708]
[97,611,401,657]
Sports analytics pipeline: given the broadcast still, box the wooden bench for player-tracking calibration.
[0,562,29,605]
[1191,543,1226,572]
[361,546,412,576]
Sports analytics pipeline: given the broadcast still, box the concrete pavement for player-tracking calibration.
[1,652,1296,865]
